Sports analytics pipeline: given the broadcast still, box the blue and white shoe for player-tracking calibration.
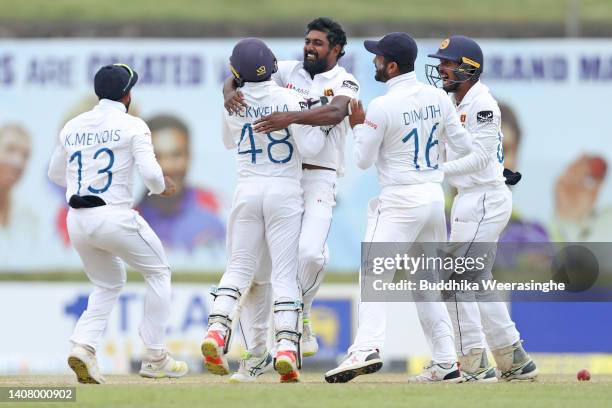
[229,351,273,383]
[492,341,538,381]
[459,348,498,383]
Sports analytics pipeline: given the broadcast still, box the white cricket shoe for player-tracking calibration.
[67,345,106,384]
[324,349,383,383]
[493,341,538,381]
[459,348,498,383]
[139,351,188,379]
[302,319,319,357]
[413,361,463,383]
[229,351,273,383]
[462,365,498,382]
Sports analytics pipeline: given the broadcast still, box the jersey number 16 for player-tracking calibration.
[402,123,440,170]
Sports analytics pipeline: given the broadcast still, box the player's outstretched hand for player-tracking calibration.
[348,98,365,129]
[253,112,292,134]
[225,89,247,114]
[161,176,177,197]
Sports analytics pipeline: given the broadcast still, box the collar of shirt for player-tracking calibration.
[97,98,127,113]
[298,63,342,81]
[385,71,418,90]
[455,80,489,109]
[241,80,275,94]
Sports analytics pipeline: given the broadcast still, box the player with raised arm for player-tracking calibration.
[48,64,188,384]
[426,36,538,382]
[201,38,325,383]
[222,18,359,381]
[324,33,473,384]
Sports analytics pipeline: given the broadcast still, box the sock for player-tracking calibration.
[277,339,297,353]
[209,323,228,335]
[144,348,166,362]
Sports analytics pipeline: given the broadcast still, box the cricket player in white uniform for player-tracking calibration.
[426,35,538,381]
[201,38,325,383]
[325,33,473,383]
[222,18,359,381]
[47,64,188,384]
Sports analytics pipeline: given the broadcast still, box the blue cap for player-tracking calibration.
[428,35,484,73]
[94,63,138,101]
[229,38,277,83]
[364,32,418,65]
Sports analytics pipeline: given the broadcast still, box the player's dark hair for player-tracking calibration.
[383,57,414,75]
[499,103,521,146]
[147,114,190,145]
[306,17,347,59]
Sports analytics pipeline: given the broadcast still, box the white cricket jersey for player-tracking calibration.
[48,99,165,207]
[442,81,506,190]
[223,81,325,180]
[352,72,472,188]
[272,60,360,175]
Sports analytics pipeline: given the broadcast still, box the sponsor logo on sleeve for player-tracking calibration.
[476,110,494,123]
[341,79,359,93]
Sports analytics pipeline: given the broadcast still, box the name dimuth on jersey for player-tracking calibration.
[230,104,289,119]
[403,104,442,126]
[64,129,122,147]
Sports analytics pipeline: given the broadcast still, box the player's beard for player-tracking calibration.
[303,54,327,78]
[124,95,132,112]
[443,81,460,93]
[374,61,390,83]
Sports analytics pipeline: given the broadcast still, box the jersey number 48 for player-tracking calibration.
[238,123,293,164]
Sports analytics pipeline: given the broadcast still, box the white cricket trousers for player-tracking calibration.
[67,205,171,351]
[445,185,520,354]
[211,177,303,341]
[236,169,336,354]
[298,169,336,318]
[348,183,457,364]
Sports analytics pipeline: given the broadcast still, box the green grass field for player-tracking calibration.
[0,0,611,24]
[2,374,611,408]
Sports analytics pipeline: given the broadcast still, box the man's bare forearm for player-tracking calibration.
[222,76,236,97]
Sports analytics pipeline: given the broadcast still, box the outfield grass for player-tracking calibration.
[2,374,611,408]
[0,0,611,24]
[0,270,358,283]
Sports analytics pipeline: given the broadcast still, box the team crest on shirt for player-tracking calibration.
[460,113,467,126]
[299,97,331,110]
[323,88,334,97]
